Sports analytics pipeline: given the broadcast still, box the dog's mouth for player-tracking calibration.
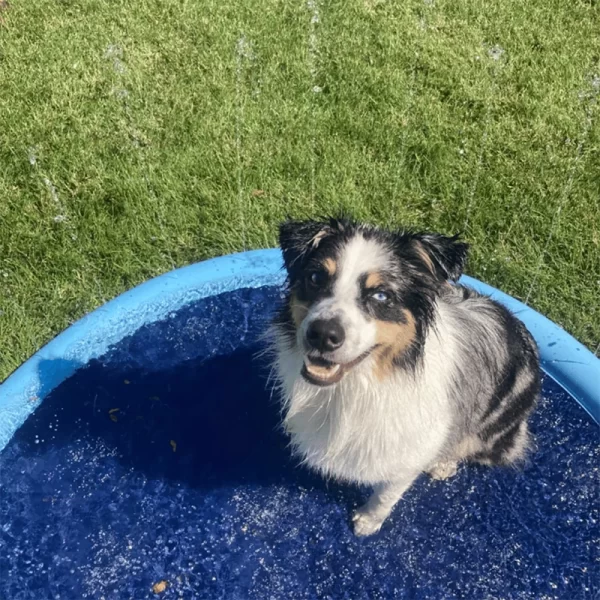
[301,349,374,386]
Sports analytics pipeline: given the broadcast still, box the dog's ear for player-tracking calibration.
[409,232,469,282]
[278,220,333,273]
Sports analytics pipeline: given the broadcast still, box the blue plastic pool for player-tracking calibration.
[0,250,598,599]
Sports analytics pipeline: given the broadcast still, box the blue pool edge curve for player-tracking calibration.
[1,249,598,453]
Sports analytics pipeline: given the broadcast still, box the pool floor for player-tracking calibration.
[0,287,598,599]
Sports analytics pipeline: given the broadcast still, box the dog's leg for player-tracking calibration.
[352,474,419,537]
[427,436,480,480]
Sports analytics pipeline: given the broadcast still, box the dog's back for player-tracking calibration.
[435,285,540,466]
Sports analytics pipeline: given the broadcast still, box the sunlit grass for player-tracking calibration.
[0,0,598,379]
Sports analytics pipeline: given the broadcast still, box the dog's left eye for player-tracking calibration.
[371,291,390,303]
[308,270,327,287]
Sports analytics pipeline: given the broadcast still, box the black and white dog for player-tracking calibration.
[271,217,540,536]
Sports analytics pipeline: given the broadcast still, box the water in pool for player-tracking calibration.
[0,287,598,599]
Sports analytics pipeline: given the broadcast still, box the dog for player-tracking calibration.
[270,217,540,536]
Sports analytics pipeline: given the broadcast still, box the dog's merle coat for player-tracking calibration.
[271,217,540,536]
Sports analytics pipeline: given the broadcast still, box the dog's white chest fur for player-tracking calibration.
[277,343,453,485]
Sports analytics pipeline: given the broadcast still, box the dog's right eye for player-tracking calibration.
[371,291,389,303]
[308,270,327,287]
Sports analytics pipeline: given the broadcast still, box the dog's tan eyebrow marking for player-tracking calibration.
[365,272,383,289]
[322,257,337,275]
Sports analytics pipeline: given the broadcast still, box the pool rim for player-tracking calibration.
[1,249,598,452]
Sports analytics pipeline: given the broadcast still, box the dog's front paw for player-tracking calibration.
[427,461,458,480]
[352,510,384,537]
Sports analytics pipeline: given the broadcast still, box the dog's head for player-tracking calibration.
[278,217,468,386]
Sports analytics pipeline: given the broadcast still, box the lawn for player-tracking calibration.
[0,0,598,380]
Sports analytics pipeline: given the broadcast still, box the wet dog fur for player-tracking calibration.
[269,217,540,536]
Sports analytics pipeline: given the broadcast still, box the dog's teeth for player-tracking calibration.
[305,361,340,379]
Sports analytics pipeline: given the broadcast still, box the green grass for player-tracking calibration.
[0,0,598,380]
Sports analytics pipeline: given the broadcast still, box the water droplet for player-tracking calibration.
[488,44,505,61]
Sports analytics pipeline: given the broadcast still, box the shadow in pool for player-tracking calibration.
[21,348,347,498]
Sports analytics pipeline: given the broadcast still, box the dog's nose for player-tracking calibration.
[306,318,345,352]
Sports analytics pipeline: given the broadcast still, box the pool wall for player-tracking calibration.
[1,249,598,453]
